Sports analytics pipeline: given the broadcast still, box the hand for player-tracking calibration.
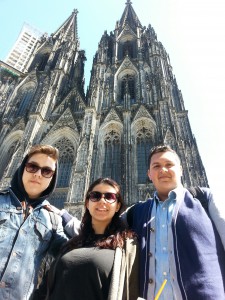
[44,204,61,215]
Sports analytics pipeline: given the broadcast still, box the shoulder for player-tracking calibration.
[126,198,154,227]
[130,198,153,209]
[185,186,212,211]
[40,205,63,225]
[64,217,81,237]
[128,198,154,214]
[0,188,10,195]
[186,186,212,198]
[200,187,212,198]
[0,188,12,204]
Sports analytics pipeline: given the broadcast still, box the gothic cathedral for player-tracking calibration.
[0,1,208,218]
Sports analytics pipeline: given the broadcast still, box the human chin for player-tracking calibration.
[27,191,41,199]
[25,183,44,199]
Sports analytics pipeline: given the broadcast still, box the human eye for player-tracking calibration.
[42,167,53,174]
[166,162,174,168]
[152,164,160,169]
[26,162,39,172]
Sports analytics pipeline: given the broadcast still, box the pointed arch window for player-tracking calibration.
[51,48,61,69]
[118,40,136,60]
[136,127,152,183]
[120,75,135,104]
[37,52,50,71]
[16,88,34,117]
[6,149,23,177]
[54,138,75,188]
[102,130,121,183]
[0,142,17,180]
[123,41,134,58]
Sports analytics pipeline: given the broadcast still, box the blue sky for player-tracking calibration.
[0,0,225,199]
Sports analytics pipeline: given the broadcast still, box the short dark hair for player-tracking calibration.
[148,145,181,167]
[27,144,59,161]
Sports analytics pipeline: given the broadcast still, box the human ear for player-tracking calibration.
[116,202,121,212]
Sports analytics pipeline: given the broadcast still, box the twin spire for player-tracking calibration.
[50,2,142,47]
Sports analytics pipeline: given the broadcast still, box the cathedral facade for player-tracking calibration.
[0,1,208,218]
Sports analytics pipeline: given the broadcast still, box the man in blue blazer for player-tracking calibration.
[125,144,225,300]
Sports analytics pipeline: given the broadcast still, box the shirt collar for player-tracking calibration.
[154,185,184,203]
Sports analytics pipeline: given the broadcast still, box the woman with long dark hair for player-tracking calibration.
[44,177,139,300]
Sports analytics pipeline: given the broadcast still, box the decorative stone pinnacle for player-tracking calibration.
[73,9,78,15]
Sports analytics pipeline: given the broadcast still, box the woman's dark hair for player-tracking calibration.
[62,178,135,253]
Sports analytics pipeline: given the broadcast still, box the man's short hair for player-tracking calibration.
[148,145,181,167]
[27,144,59,161]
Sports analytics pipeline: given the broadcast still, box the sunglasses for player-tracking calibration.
[25,162,55,178]
[88,191,118,203]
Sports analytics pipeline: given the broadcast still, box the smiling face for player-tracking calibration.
[22,153,56,199]
[148,150,183,201]
[86,183,121,234]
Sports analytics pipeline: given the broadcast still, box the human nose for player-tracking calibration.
[160,166,168,173]
[33,168,42,177]
[99,194,107,202]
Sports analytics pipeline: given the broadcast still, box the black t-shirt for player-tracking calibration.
[48,246,115,300]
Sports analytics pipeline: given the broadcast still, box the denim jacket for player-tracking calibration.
[0,188,68,300]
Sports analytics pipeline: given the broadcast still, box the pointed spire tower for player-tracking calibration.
[0,10,87,204]
[0,2,208,210]
[119,0,142,31]
[87,1,208,204]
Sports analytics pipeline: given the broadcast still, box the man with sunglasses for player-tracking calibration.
[0,144,69,300]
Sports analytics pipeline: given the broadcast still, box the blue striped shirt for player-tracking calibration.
[154,190,176,300]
